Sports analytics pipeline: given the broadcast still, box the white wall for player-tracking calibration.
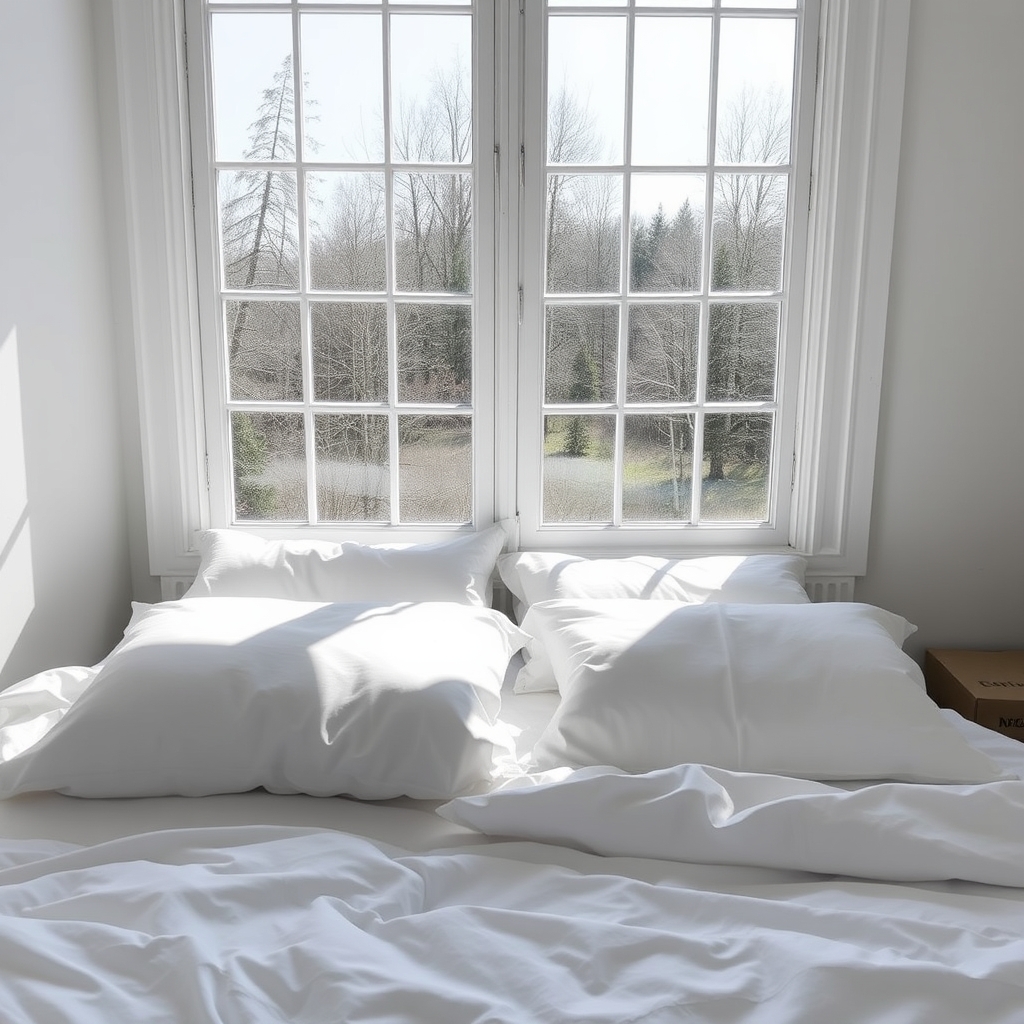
[2,0,1020,685]
[0,1,133,687]
[856,0,1024,659]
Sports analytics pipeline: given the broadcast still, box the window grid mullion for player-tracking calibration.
[693,4,725,525]
[380,1,402,525]
[288,1,320,525]
[613,7,638,528]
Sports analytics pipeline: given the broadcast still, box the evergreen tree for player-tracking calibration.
[563,343,600,457]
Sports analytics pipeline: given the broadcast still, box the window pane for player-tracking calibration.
[226,300,302,401]
[394,173,473,293]
[623,414,695,522]
[629,174,704,292]
[716,18,796,165]
[211,13,293,162]
[307,172,387,292]
[311,302,388,403]
[711,174,787,292]
[626,303,699,403]
[300,14,383,163]
[391,15,472,164]
[315,413,389,522]
[220,170,299,290]
[701,412,772,522]
[398,416,472,523]
[707,303,778,402]
[543,415,615,522]
[631,17,711,167]
[231,412,307,521]
[544,305,618,404]
[548,17,626,165]
[721,0,796,9]
[546,173,622,293]
[397,304,472,403]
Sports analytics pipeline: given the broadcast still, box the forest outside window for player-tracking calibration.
[520,1,812,545]
[187,0,815,543]
[190,0,491,529]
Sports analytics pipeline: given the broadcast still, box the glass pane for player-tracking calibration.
[398,416,472,523]
[391,15,472,163]
[722,0,796,8]
[231,412,307,521]
[397,304,472,403]
[549,0,625,6]
[700,412,772,522]
[629,174,704,292]
[211,14,293,162]
[546,174,622,293]
[542,415,615,522]
[626,303,699,403]
[311,302,388,403]
[716,18,796,165]
[631,18,711,167]
[300,14,383,162]
[394,173,473,293]
[623,414,695,522]
[315,413,390,522]
[639,0,712,6]
[711,174,787,291]
[226,300,302,402]
[307,172,387,291]
[220,170,299,290]
[544,305,618,404]
[548,17,626,165]
[707,303,778,402]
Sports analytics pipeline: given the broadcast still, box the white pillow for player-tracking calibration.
[527,600,1005,784]
[186,524,508,606]
[500,552,809,693]
[0,598,526,800]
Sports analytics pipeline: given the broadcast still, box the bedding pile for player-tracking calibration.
[1,534,1023,1022]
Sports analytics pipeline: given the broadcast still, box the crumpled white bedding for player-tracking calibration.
[2,688,1023,1022]
[3,823,1024,1023]
[441,761,1024,886]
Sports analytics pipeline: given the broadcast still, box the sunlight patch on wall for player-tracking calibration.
[0,326,34,672]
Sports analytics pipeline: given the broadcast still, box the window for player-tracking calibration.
[189,1,494,529]
[110,0,910,585]
[517,1,815,549]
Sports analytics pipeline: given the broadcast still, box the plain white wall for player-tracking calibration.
[856,0,1024,659]
[0,1,133,687]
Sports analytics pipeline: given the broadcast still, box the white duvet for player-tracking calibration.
[2,822,1024,1023]
[4,737,1024,1024]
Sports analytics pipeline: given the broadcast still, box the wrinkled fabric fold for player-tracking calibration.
[440,762,1024,886]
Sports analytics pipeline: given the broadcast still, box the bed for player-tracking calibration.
[1,527,1022,1023]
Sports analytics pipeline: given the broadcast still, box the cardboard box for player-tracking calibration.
[924,649,1024,742]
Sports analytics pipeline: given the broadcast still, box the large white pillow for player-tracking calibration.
[185,524,508,606]
[500,552,809,693]
[527,600,1005,784]
[0,598,526,800]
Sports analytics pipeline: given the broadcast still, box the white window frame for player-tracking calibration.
[184,0,497,540]
[515,1,819,551]
[110,0,911,591]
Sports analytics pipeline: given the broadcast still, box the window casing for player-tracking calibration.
[188,1,496,533]
[516,1,818,551]
[109,0,911,586]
